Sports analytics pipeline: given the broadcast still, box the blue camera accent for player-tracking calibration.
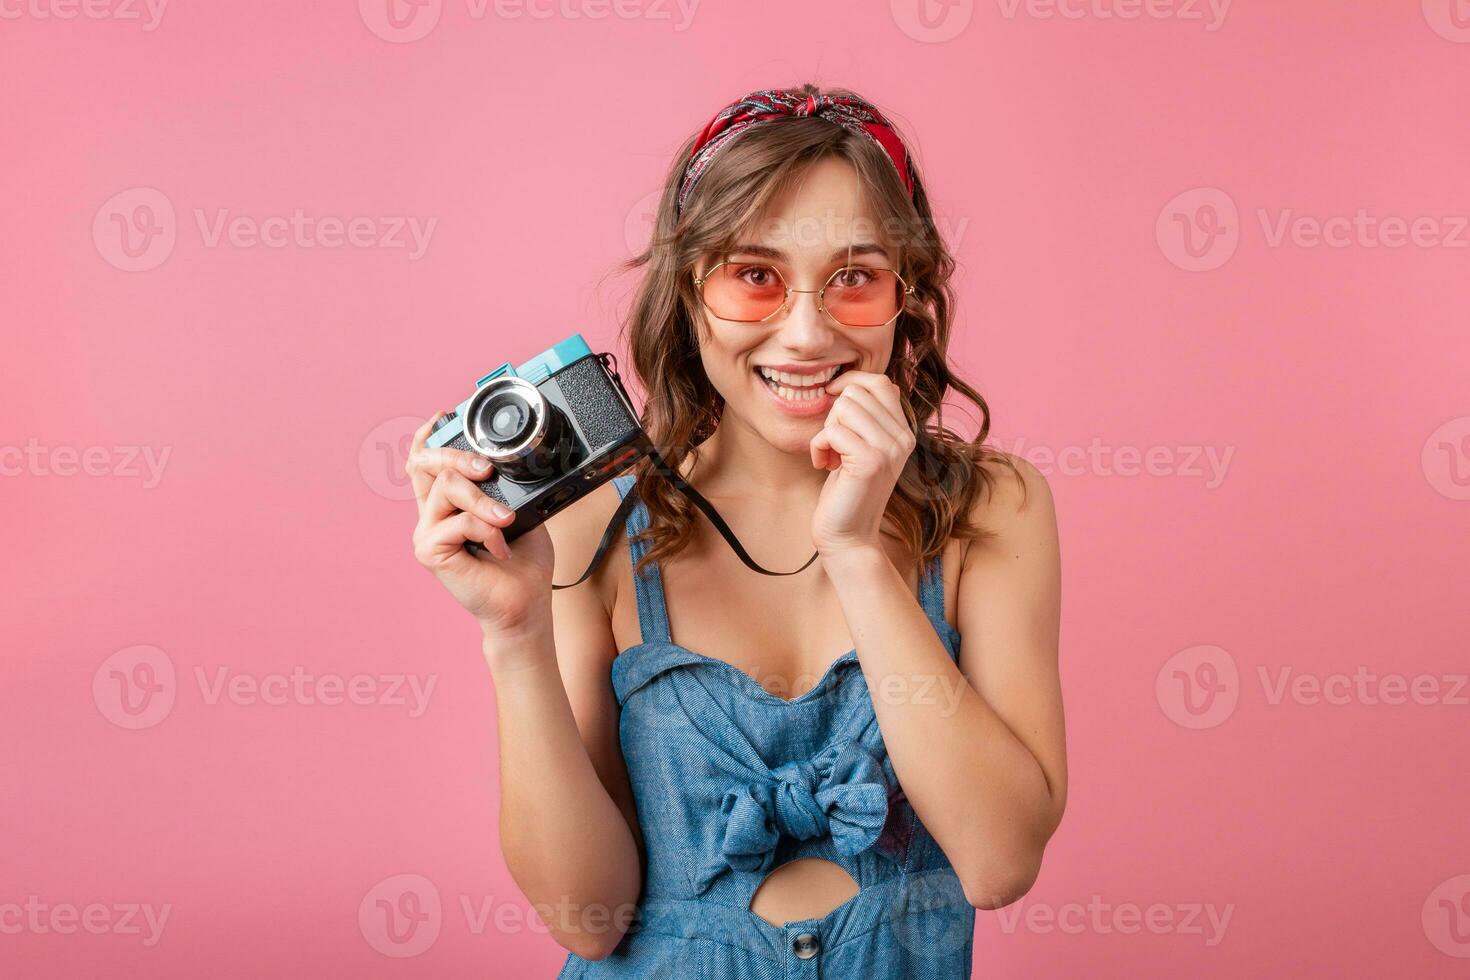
[426,334,593,450]
[474,334,593,388]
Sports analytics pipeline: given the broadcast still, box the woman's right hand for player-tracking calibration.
[407,413,556,638]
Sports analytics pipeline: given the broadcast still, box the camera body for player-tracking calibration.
[427,335,652,542]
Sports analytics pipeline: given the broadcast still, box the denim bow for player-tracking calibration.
[695,740,889,892]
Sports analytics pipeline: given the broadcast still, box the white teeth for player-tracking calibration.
[757,364,840,387]
[754,364,846,404]
[760,376,827,400]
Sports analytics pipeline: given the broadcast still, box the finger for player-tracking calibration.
[443,511,513,562]
[410,446,497,508]
[818,420,874,472]
[810,428,835,471]
[832,370,905,413]
[424,469,516,526]
[840,377,907,432]
[830,370,908,420]
[828,398,890,451]
[823,368,885,397]
[420,511,509,566]
[407,413,445,502]
[832,377,915,460]
[414,446,496,482]
[409,413,441,453]
[424,469,514,526]
[831,388,908,448]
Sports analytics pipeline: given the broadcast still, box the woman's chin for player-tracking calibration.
[756,414,824,455]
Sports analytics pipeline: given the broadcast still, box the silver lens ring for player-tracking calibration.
[463,377,548,462]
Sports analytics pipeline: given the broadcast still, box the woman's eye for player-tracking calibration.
[736,265,778,287]
[833,267,875,288]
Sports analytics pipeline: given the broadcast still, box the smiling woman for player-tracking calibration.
[619,92,1016,574]
[407,83,1066,979]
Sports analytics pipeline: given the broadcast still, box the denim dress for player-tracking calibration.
[558,473,975,979]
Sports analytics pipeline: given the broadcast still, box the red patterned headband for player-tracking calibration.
[676,89,914,213]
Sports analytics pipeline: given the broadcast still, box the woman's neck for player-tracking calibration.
[683,417,827,509]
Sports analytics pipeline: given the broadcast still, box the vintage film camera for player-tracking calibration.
[427,335,652,543]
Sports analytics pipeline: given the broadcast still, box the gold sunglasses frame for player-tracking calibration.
[692,260,916,328]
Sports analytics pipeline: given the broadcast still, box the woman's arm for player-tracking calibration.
[824,456,1066,909]
[488,483,644,959]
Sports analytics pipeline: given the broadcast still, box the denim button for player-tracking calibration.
[792,932,819,959]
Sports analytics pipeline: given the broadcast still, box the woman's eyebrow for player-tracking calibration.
[725,243,891,261]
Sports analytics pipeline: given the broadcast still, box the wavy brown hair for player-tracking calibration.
[606,83,1021,576]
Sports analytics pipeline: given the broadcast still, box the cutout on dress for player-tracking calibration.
[749,858,860,926]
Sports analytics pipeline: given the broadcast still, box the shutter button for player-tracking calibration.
[792,932,819,959]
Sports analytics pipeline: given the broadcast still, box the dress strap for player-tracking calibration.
[613,473,672,645]
[918,551,947,634]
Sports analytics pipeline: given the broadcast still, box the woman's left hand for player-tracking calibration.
[809,370,917,557]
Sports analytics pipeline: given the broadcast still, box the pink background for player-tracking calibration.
[4,1,1468,976]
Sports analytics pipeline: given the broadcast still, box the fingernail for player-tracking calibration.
[472,456,492,472]
[490,501,513,520]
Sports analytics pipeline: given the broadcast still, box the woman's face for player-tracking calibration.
[693,156,899,457]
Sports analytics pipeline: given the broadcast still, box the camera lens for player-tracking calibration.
[462,377,572,483]
[485,394,531,442]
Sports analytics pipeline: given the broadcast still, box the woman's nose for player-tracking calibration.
[775,286,836,349]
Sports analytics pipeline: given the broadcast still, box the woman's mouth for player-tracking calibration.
[752,363,849,417]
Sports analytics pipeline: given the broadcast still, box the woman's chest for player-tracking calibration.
[612,539,927,701]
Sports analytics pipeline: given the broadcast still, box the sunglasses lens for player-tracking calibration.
[825,267,904,327]
[700,263,786,322]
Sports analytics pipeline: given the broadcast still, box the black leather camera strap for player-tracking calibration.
[551,447,820,590]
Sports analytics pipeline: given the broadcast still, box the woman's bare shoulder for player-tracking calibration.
[542,478,630,617]
[959,452,1055,565]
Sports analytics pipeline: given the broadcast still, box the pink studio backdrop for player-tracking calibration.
[3,1,1467,977]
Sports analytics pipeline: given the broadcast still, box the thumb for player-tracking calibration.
[810,429,833,470]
